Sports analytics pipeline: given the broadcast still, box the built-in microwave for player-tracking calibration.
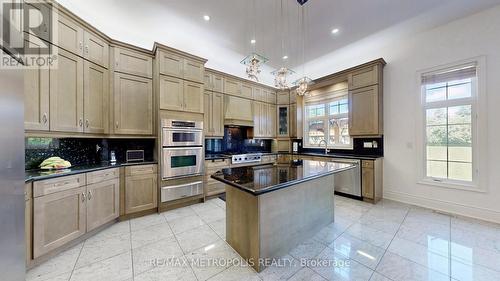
[162,119,203,147]
[162,147,203,179]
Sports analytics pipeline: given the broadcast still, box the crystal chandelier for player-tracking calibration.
[294,76,312,96]
[241,53,268,82]
[272,67,295,90]
[293,0,312,96]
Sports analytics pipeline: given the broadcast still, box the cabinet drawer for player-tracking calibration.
[205,181,225,196]
[125,164,157,176]
[114,47,153,78]
[33,174,86,197]
[205,159,230,168]
[348,65,379,90]
[362,160,374,169]
[86,168,119,185]
[161,181,203,202]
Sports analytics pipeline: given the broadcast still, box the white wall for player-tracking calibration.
[303,5,500,223]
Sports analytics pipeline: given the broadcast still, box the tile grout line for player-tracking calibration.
[67,240,85,281]
[128,220,135,281]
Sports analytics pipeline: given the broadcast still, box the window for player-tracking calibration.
[304,96,352,149]
[421,63,477,186]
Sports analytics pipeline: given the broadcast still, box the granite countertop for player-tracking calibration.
[211,159,355,196]
[293,152,383,160]
[205,154,231,161]
[25,161,158,182]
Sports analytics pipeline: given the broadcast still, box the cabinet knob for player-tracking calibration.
[81,192,86,202]
[85,45,89,54]
[85,119,89,128]
[79,41,83,50]
[115,122,119,129]
[42,113,48,124]
[88,190,92,200]
[79,119,83,127]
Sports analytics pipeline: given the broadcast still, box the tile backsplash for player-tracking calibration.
[25,137,155,170]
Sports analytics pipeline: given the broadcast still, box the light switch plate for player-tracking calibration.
[363,142,373,148]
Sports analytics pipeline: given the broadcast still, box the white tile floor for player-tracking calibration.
[26,196,500,281]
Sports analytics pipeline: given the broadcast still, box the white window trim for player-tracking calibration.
[415,56,488,192]
[303,94,354,150]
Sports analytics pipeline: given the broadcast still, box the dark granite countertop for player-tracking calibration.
[284,152,383,160]
[211,159,355,196]
[205,154,231,161]
[25,161,158,182]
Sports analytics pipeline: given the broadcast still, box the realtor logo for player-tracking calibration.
[1,0,58,69]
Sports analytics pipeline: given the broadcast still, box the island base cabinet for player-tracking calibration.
[124,172,157,215]
[33,186,86,258]
[86,179,119,232]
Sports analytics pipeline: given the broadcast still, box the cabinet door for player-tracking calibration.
[114,48,152,78]
[269,104,276,137]
[362,166,374,199]
[277,91,290,105]
[24,37,50,131]
[184,81,204,113]
[241,83,253,99]
[204,73,213,90]
[25,184,32,263]
[290,104,297,138]
[159,76,183,111]
[50,48,84,132]
[212,74,223,93]
[83,31,109,68]
[204,91,212,136]
[84,61,109,134]
[125,174,157,214]
[183,59,204,83]
[113,73,153,135]
[86,178,119,232]
[159,52,183,78]
[266,90,277,104]
[260,103,268,137]
[348,65,379,90]
[57,13,84,56]
[212,93,224,137]
[253,87,262,101]
[224,77,240,96]
[33,186,86,258]
[348,85,379,136]
[253,101,261,138]
[277,105,289,138]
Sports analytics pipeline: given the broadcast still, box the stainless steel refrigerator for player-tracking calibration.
[0,48,25,280]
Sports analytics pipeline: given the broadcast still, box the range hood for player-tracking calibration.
[224,95,254,127]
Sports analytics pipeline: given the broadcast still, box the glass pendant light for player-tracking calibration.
[241,0,267,82]
[293,0,312,96]
[273,0,294,89]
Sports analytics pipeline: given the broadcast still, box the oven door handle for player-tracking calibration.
[161,181,203,190]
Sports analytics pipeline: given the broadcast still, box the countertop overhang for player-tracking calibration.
[211,159,356,196]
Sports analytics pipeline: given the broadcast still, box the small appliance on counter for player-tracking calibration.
[126,150,145,162]
[291,139,302,154]
[110,150,117,164]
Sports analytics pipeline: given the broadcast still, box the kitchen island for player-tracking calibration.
[211,159,355,272]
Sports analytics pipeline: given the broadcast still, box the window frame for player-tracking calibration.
[303,94,353,150]
[416,57,487,192]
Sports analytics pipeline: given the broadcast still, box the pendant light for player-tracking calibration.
[272,0,294,90]
[241,0,268,82]
[293,0,313,96]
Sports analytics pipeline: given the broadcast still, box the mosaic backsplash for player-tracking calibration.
[25,137,155,170]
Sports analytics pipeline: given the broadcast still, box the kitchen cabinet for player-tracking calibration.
[224,95,254,127]
[56,13,84,56]
[268,104,276,137]
[113,47,153,78]
[224,77,241,96]
[184,81,204,113]
[25,183,32,264]
[266,90,277,104]
[83,61,109,134]
[24,37,50,131]
[277,91,290,105]
[113,72,153,135]
[253,87,263,101]
[124,165,158,215]
[86,178,119,232]
[83,31,109,68]
[252,101,275,139]
[204,71,223,93]
[158,51,204,83]
[205,91,224,138]
[277,105,289,138]
[160,76,184,111]
[348,64,380,90]
[204,159,230,197]
[33,185,87,258]
[361,159,383,203]
[49,47,84,133]
[290,103,297,138]
[277,139,291,152]
[348,85,382,136]
[241,83,253,99]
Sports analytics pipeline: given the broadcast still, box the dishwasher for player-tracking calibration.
[330,158,361,197]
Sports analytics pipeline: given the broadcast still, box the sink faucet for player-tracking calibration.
[319,139,329,154]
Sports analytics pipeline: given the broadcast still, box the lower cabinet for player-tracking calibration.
[32,168,120,259]
[86,179,119,232]
[361,159,383,203]
[33,186,87,258]
[204,159,229,197]
[124,165,158,215]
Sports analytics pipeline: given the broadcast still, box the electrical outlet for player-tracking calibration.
[373,141,378,148]
[363,142,373,148]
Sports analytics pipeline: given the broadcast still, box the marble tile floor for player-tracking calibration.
[26,196,500,281]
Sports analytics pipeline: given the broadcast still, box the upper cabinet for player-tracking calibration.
[84,61,109,134]
[204,71,223,93]
[114,47,153,78]
[347,61,384,137]
[204,91,224,138]
[224,77,241,96]
[240,83,253,99]
[83,32,109,68]
[158,49,204,83]
[277,91,290,105]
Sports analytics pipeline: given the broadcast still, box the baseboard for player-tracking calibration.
[384,189,500,225]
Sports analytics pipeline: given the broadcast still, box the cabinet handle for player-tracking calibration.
[81,192,86,202]
[85,119,89,128]
[79,118,83,127]
[79,41,83,50]
[85,45,89,54]
[42,113,48,124]
[88,190,92,200]
[115,122,119,129]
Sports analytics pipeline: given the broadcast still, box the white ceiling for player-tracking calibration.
[57,0,500,85]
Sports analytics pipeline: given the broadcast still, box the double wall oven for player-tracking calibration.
[161,119,204,179]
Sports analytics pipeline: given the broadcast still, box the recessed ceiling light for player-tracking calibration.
[250,39,256,44]
[331,28,339,34]
[203,15,210,21]
[282,55,288,60]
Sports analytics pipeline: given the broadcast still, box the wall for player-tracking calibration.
[303,5,500,223]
